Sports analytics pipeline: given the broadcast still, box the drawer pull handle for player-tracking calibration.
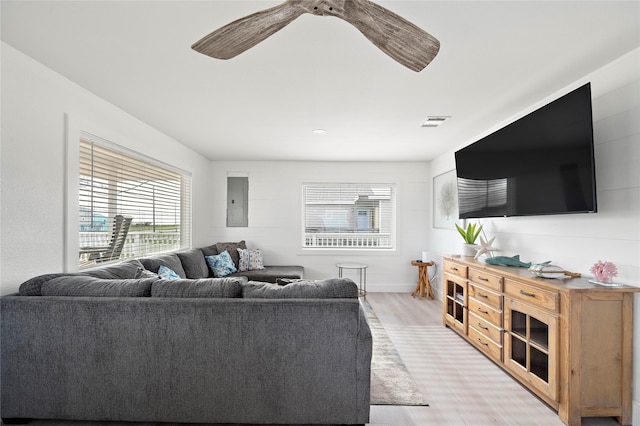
[478,276,489,281]
[477,322,488,330]
[477,338,488,347]
[477,292,489,298]
[519,289,537,298]
[477,307,489,314]
[451,267,459,271]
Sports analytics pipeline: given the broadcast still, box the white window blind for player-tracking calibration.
[79,136,191,267]
[302,183,396,249]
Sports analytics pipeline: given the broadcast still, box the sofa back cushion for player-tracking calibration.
[18,259,148,296]
[199,244,219,257]
[151,277,246,298]
[41,276,155,297]
[82,259,147,280]
[19,273,69,296]
[242,278,359,299]
[139,254,186,278]
[176,249,209,279]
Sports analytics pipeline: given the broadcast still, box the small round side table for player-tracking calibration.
[336,263,368,298]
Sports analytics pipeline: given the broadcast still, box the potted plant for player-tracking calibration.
[456,223,483,256]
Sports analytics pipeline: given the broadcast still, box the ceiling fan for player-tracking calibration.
[192,0,440,72]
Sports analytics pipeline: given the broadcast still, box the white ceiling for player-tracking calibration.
[2,1,639,162]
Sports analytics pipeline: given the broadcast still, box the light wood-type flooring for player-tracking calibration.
[366,292,620,426]
[4,293,623,426]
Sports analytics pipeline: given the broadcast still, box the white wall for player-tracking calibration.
[208,161,430,292]
[427,48,640,424]
[0,42,212,294]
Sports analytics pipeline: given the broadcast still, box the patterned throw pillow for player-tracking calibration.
[205,251,238,277]
[237,248,265,272]
[158,265,181,280]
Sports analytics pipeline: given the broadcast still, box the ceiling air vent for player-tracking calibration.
[421,116,450,128]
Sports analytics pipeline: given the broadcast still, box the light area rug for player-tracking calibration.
[364,300,429,406]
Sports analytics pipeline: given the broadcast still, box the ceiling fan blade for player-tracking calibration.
[339,0,440,72]
[192,1,306,60]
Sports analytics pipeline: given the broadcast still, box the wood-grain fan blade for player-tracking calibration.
[339,0,440,72]
[192,0,440,72]
[192,2,305,60]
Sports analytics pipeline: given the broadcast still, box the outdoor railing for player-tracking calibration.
[304,232,392,249]
[79,231,181,262]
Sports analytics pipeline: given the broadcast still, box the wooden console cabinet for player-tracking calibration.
[442,255,639,426]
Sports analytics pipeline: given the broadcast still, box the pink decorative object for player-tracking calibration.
[590,260,618,284]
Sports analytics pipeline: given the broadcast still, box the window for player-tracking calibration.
[78,135,191,267]
[302,183,396,249]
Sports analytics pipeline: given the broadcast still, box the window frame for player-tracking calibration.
[301,182,397,251]
[65,121,192,271]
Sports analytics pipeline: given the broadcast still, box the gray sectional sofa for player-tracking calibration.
[1,243,372,425]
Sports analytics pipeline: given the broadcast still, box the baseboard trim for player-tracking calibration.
[365,283,442,300]
[365,283,416,293]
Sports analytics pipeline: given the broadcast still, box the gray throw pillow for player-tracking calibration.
[41,276,155,297]
[151,277,246,298]
[242,278,358,299]
[215,240,246,269]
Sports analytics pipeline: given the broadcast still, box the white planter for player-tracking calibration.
[462,243,477,257]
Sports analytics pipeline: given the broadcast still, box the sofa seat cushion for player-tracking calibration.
[151,277,246,298]
[41,276,155,297]
[139,254,186,278]
[242,278,358,299]
[176,249,210,279]
[230,265,303,284]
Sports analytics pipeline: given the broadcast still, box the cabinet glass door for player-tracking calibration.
[504,298,557,401]
[444,276,467,333]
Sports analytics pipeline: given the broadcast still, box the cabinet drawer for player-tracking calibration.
[469,325,502,361]
[504,279,558,312]
[469,268,503,292]
[469,283,502,310]
[468,297,502,327]
[444,261,468,279]
[469,312,502,344]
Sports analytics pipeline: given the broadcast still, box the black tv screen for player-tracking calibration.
[455,83,597,218]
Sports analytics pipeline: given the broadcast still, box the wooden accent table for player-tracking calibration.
[411,260,434,299]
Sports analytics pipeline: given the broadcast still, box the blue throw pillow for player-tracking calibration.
[206,251,238,277]
[158,265,180,280]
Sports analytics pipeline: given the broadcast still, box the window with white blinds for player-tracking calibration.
[79,136,191,267]
[302,183,396,250]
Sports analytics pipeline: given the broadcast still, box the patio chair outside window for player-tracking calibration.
[79,215,133,263]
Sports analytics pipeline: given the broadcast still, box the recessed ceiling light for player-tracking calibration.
[421,116,451,128]
[312,129,327,135]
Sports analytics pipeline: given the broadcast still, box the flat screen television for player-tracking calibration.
[455,83,597,219]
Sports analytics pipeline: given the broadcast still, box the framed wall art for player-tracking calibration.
[433,169,458,229]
